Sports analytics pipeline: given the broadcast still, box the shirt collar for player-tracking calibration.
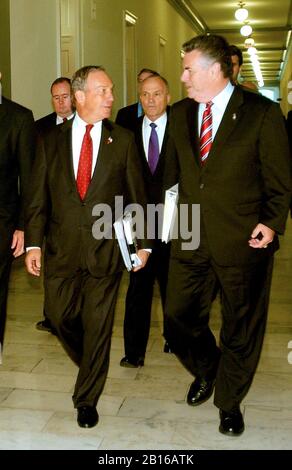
[56,113,75,124]
[143,112,167,129]
[211,81,234,112]
[74,112,102,131]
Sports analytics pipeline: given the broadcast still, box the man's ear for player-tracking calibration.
[75,90,85,106]
[210,62,221,80]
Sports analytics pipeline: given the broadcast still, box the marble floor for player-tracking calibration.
[1,219,292,451]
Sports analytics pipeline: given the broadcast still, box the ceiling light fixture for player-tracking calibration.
[244,37,255,47]
[240,24,253,37]
[235,2,249,22]
[247,46,257,56]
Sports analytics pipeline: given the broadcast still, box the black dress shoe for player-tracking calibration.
[77,406,99,428]
[219,407,244,436]
[187,377,215,406]
[36,318,52,333]
[163,342,172,353]
[120,356,144,368]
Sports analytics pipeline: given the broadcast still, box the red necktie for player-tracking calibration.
[76,124,93,200]
[62,117,67,123]
[200,102,213,166]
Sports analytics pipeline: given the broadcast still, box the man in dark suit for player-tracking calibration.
[164,35,291,436]
[115,68,159,132]
[120,75,171,368]
[35,77,74,333]
[35,77,74,136]
[0,87,35,360]
[25,66,150,428]
[286,109,292,150]
[286,110,292,217]
[229,44,243,85]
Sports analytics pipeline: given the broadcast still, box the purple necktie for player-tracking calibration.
[148,123,159,174]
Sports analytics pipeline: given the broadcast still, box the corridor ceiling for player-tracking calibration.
[169,0,292,86]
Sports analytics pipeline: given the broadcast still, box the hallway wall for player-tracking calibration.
[2,1,290,119]
[0,0,11,98]
[280,40,292,117]
[1,0,194,119]
[9,0,60,118]
[80,0,194,117]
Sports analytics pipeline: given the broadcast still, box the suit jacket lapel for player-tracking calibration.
[135,117,156,177]
[208,86,244,161]
[155,120,169,172]
[85,119,114,198]
[186,99,201,168]
[58,120,77,195]
[58,119,116,200]
[0,101,8,125]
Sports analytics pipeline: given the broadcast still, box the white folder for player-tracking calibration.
[114,212,142,271]
[161,183,178,243]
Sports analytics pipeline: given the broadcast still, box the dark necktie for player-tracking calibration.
[76,124,93,200]
[200,102,213,166]
[62,117,67,123]
[148,122,159,174]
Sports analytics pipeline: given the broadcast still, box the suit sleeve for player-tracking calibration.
[162,107,180,193]
[17,109,36,230]
[259,101,292,234]
[24,135,49,247]
[124,134,154,249]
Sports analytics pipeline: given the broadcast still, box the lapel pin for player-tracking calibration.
[106,136,113,144]
[232,113,237,120]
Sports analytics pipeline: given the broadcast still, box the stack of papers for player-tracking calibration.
[114,212,142,271]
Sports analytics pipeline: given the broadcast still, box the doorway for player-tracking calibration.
[123,11,137,106]
[60,0,81,78]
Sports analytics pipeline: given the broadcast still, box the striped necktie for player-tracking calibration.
[200,102,213,166]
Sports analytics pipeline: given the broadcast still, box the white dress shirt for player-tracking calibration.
[142,113,168,162]
[56,113,75,125]
[72,113,102,178]
[198,81,234,139]
[27,113,102,251]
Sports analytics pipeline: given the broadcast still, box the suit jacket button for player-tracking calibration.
[200,183,204,189]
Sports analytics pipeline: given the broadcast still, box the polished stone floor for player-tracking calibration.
[0,219,292,450]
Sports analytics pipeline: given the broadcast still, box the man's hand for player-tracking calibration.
[25,248,42,276]
[132,249,151,272]
[248,223,275,249]
[11,230,24,257]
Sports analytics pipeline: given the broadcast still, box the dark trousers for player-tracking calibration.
[165,236,274,412]
[0,230,13,350]
[45,270,122,408]
[123,242,170,360]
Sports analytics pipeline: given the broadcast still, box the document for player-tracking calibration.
[114,212,142,271]
[161,183,178,243]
